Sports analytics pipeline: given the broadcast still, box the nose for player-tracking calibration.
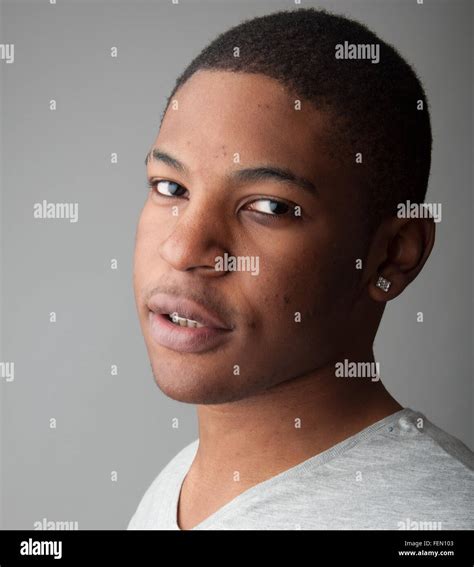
[158,199,229,276]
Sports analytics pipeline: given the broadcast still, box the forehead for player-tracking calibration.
[155,70,333,174]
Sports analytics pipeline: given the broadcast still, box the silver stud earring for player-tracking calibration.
[376,276,391,293]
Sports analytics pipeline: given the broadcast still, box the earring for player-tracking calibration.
[376,275,391,293]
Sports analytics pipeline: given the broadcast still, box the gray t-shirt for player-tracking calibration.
[127,408,473,530]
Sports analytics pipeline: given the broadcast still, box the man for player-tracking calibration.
[128,8,473,530]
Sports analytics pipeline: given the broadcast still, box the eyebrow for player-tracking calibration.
[145,148,188,174]
[230,166,317,195]
[145,148,317,195]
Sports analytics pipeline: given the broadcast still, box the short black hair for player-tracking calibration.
[162,8,432,231]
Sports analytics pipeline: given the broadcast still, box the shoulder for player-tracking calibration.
[348,409,474,528]
[369,409,474,474]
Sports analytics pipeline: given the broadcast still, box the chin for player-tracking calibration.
[151,365,256,405]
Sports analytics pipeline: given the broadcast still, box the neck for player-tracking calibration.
[193,350,402,486]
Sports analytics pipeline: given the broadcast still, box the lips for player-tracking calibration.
[147,293,232,330]
[146,293,234,353]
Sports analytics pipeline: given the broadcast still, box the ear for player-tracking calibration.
[366,217,436,302]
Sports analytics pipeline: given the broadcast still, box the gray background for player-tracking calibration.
[0,0,472,529]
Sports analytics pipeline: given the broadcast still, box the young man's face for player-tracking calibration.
[134,70,371,404]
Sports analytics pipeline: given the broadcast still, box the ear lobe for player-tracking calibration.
[368,218,435,303]
[375,276,392,293]
[369,272,396,302]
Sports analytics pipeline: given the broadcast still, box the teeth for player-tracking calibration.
[169,312,205,328]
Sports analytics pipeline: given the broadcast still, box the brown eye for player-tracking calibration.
[150,180,187,198]
[246,198,291,216]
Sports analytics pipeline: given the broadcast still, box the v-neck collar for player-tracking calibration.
[166,408,415,530]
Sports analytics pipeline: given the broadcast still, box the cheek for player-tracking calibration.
[134,203,163,257]
[239,249,317,335]
[133,223,147,280]
[248,233,351,345]
[258,237,330,299]
[133,207,159,295]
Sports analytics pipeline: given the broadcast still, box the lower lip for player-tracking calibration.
[148,311,232,353]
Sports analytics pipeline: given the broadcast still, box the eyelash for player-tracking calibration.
[146,179,300,221]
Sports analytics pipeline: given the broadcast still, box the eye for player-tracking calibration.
[245,198,292,217]
[148,179,187,198]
